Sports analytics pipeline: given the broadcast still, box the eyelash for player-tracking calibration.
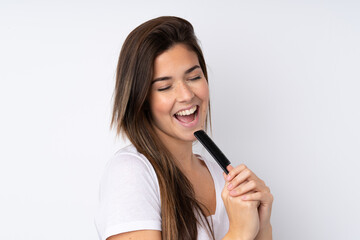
[158,86,171,92]
[190,76,201,81]
[157,76,201,92]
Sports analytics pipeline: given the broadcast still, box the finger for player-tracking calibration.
[226,165,234,172]
[228,180,248,195]
[227,168,252,190]
[230,180,269,196]
[226,164,247,181]
[223,171,232,182]
[228,168,261,190]
[241,191,273,204]
[225,165,234,178]
[221,182,231,201]
[222,174,231,189]
[230,179,260,196]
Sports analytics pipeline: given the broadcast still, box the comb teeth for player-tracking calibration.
[194,130,231,174]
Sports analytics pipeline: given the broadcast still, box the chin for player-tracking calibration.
[178,130,202,143]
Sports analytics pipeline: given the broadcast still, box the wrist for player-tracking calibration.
[254,224,272,240]
[259,222,272,231]
[222,231,254,240]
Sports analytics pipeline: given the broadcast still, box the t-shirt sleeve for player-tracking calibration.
[95,152,161,240]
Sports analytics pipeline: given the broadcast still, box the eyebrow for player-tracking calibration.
[152,65,201,84]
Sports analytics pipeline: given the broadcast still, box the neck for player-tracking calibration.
[155,130,199,174]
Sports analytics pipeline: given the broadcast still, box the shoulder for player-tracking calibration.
[96,144,162,239]
[103,145,157,183]
[110,144,154,170]
[99,144,160,202]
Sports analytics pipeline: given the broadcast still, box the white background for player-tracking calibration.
[1,0,359,239]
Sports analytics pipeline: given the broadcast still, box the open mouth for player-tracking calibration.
[174,105,198,124]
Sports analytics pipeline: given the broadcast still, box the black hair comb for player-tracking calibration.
[194,130,231,174]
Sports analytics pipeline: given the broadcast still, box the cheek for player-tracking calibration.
[194,81,209,120]
[149,94,173,119]
[198,81,210,105]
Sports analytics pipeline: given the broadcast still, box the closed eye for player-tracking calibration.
[189,76,201,81]
[157,86,171,91]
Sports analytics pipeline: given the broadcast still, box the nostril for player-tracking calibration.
[176,84,195,101]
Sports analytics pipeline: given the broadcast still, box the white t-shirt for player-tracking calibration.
[95,144,229,240]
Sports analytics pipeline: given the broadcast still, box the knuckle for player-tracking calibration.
[244,168,252,176]
[233,174,241,184]
[269,193,274,202]
[258,192,264,199]
[249,180,256,187]
[231,188,239,196]
[242,200,258,208]
[221,189,227,200]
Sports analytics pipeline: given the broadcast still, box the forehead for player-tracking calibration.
[153,44,200,76]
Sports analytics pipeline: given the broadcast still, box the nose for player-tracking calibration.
[176,81,194,102]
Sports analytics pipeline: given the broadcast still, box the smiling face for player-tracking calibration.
[149,43,209,145]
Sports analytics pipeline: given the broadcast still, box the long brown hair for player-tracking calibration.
[111,16,213,240]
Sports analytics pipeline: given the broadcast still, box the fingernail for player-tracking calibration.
[227,183,233,190]
[226,175,231,181]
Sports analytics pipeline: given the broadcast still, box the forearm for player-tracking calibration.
[222,227,272,240]
[222,227,258,240]
[254,224,272,240]
[222,232,252,240]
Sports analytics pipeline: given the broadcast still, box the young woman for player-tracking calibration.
[95,16,273,240]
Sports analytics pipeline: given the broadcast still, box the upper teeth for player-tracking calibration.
[175,106,197,116]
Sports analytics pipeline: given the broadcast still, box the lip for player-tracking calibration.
[173,105,200,128]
